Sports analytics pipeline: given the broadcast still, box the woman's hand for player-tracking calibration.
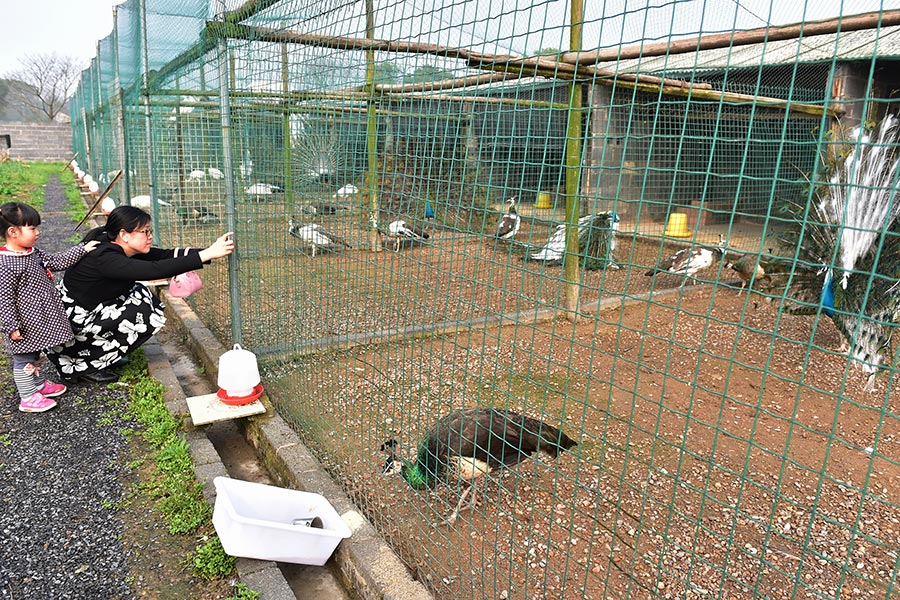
[198,232,235,262]
[83,240,101,253]
[10,330,22,341]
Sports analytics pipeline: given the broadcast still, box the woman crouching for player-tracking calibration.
[47,205,234,383]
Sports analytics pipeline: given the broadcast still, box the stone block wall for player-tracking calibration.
[0,121,72,162]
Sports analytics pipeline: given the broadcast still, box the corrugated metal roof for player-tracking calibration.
[605,25,900,75]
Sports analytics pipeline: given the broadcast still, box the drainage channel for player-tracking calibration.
[155,330,352,599]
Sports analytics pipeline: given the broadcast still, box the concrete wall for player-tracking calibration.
[0,121,72,162]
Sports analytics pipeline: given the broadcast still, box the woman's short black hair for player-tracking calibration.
[0,202,41,236]
[83,205,152,243]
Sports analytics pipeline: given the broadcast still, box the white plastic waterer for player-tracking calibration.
[217,344,260,398]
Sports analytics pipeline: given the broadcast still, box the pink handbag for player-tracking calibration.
[169,248,203,298]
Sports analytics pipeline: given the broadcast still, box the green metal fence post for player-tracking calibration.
[216,0,243,345]
[282,43,294,215]
[112,7,132,204]
[138,0,159,233]
[365,0,381,252]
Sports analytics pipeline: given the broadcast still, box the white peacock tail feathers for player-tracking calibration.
[824,114,900,289]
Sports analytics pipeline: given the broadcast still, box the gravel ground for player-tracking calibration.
[0,177,136,599]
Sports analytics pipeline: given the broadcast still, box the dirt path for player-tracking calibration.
[0,176,231,599]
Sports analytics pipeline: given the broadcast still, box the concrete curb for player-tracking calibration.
[155,294,433,600]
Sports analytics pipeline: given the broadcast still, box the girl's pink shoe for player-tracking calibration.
[19,392,57,413]
[38,381,67,398]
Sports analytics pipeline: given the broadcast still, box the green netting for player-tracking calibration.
[69,0,900,598]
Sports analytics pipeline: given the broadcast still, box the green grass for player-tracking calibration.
[0,160,74,208]
[226,583,260,600]
[192,536,236,581]
[120,352,252,590]
[0,160,31,200]
[122,363,212,535]
[0,160,88,243]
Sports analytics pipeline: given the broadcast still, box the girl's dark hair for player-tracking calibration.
[83,205,151,243]
[0,202,41,237]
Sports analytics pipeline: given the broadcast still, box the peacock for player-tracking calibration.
[759,114,900,391]
[130,194,171,210]
[381,407,577,524]
[645,235,726,285]
[333,183,359,200]
[288,219,352,257]
[176,204,220,225]
[299,199,350,216]
[371,212,430,251]
[495,196,520,240]
[244,182,284,200]
[527,212,619,270]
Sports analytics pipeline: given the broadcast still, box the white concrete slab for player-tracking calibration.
[186,392,266,426]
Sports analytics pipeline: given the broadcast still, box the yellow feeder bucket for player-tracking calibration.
[535,192,553,209]
[663,212,691,238]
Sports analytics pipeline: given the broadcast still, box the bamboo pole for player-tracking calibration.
[213,22,702,91]
[561,8,900,65]
[155,87,571,110]
[210,21,833,117]
[375,71,514,93]
[223,0,282,25]
[130,8,864,120]
[563,0,583,321]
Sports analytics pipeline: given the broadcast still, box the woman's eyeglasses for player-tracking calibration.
[135,228,153,236]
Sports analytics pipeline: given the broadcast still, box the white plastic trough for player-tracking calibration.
[212,476,352,565]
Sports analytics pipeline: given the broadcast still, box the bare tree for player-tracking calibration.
[5,53,83,122]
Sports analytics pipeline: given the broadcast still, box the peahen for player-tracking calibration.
[725,252,772,296]
[381,407,577,524]
[645,235,726,285]
[495,196,520,240]
[760,114,900,391]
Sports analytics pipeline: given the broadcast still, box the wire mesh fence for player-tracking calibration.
[69,0,900,597]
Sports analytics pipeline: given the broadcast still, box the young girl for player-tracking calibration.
[0,202,98,412]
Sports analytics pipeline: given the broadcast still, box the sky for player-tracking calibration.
[4,0,900,87]
[1,1,121,77]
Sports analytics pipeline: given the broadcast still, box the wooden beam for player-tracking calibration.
[560,9,900,65]
[223,0,282,24]
[216,22,707,91]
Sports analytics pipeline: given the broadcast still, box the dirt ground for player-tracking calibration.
[265,284,899,600]
[164,197,898,599]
